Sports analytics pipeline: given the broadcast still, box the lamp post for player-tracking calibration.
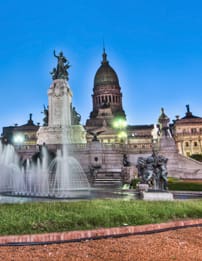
[112,117,127,144]
[13,134,25,148]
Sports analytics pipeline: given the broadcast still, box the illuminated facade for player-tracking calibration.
[1,52,202,183]
[2,114,39,159]
[85,50,153,146]
[173,105,202,157]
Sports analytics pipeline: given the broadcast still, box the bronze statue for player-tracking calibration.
[88,130,105,142]
[71,106,81,125]
[50,68,57,80]
[123,154,130,167]
[42,105,49,126]
[136,152,168,191]
[50,50,70,80]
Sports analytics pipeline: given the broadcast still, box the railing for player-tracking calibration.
[68,143,153,153]
[175,132,202,136]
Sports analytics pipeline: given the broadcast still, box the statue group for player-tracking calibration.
[50,50,70,81]
[71,106,81,125]
[136,152,168,191]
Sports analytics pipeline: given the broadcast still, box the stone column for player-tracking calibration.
[48,79,72,127]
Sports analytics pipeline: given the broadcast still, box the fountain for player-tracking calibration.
[0,51,90,199]
[0,142,90,198]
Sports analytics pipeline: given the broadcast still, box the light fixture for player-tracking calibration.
[13,134,24,144]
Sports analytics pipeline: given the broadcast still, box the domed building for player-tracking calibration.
[91,49,125,120]
[86,49,126,130]
[1,50,202,187]
[85,50,153,145]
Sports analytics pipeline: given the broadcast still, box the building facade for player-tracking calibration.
[1,51,202,183]
[173,105,202,157]
[2,114,40,159]
[85,49,153,146]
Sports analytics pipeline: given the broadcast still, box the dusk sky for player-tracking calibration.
[0,0,202,132]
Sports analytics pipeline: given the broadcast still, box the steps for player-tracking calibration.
[92,171,123,188]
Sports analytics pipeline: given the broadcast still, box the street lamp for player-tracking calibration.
[13,134,25,144]
[112,117,127,143]
[112,118,127,129]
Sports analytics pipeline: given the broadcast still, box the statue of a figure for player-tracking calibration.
[71,106,81,125]
[42,105,49,126]
[136,156,154,185]
[186,104,190,113]
[162,127,172,138]
[151,124,160,141]
[51,50,70,80]
[123,154,130,167]
[50,68,57,80]
[88,130,104,142]
[136,152,168,191]
[156,155,168,190]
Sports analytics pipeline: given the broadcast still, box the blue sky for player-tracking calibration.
[0,0,202,131]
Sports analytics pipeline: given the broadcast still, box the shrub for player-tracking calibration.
[130,178,140,189]
[190,154,202,162]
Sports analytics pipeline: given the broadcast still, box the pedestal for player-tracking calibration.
[140,191,174,201]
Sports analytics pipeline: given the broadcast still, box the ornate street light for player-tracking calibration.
[112,117,127,143]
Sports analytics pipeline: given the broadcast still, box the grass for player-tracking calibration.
[130,177,202,191]
[0,199,202,236]
[168,178,202,191]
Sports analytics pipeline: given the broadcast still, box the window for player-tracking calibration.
[185,142,189,147]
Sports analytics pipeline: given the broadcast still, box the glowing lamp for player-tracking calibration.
[117,131,127,139]
[112,118,127,129]
[13,134,25,144]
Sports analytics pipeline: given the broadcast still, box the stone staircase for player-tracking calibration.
[92,171,123,188]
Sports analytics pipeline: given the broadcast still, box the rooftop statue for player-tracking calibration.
[50,50,70,81]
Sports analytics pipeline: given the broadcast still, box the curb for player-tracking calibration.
[0,219,201,246]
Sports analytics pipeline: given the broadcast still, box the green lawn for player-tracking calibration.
[168,179,202,191]
[0,199,202,236]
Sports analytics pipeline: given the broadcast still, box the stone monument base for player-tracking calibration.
[140,191,174,201]
[37,125,86,145]
[136,183,149,192]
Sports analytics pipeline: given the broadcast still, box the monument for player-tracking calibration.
[0,51,91,199]
[37,50,86,145]
[136,151,174,200]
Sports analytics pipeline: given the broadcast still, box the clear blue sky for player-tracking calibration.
[0,0,202,131]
